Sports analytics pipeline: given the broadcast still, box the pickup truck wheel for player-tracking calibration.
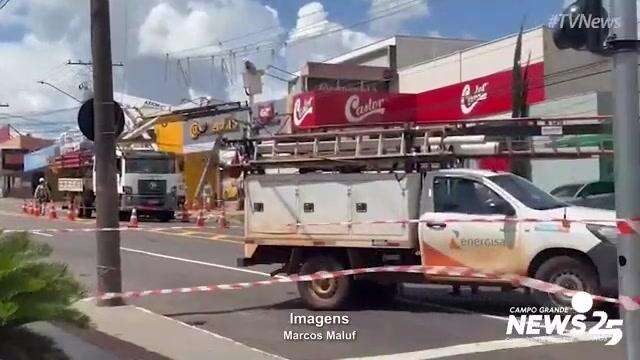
[533,256,599,310]
[297,256,353,310]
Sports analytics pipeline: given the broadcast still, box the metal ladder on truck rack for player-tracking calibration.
[244,116,613,170]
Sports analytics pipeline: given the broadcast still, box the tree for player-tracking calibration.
[0,232,88,328]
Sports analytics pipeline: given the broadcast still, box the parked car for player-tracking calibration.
[550,181,614,201]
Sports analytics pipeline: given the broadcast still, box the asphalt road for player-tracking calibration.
[0,198,629,360]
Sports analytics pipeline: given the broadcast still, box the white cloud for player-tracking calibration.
[367,0,429,35]
[138,1,281,56]
[0,0,441,137]
[285,2,376,70]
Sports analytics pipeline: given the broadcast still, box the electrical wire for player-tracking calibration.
[176,0,425,62]
[0,0,11,11]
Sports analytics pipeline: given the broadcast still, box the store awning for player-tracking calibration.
[23,144,60,172]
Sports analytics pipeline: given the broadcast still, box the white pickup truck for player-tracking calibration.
[238,169,618,310]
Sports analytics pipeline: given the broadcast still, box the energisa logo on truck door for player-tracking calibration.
[460,82,489,114]
[507,292,623,345]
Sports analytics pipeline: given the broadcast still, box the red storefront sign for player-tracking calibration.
[292,91,416,130]
[415,62,545,122]
[290,62,546,130]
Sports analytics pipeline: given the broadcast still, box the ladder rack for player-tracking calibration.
[239,116,613,170]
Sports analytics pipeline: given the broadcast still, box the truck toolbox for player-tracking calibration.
[245,173,421,248]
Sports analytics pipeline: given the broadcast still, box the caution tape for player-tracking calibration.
[83,264,640,311]
[1,225,242,235]
[287,217,640,236]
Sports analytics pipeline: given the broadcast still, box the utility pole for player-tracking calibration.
[610,0,640,358]
[90,0,122,306]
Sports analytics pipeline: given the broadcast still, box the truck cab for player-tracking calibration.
[95,150,185,221]
[419,169,618,305]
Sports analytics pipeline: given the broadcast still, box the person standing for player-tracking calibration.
[33,177,51,214]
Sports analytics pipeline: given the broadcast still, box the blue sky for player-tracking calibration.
[266,0,565,40]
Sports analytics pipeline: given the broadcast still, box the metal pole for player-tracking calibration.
[611,0,640,358]
[91,0,122,306]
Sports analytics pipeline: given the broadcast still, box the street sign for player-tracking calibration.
[77,98,125,141]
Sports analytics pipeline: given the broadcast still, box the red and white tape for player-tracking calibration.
[84,264,640,311]
[1,225,241,235]
[287,217,640,236]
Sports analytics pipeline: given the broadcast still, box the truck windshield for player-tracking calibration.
[489,174,566,210]
[125,158,174,174]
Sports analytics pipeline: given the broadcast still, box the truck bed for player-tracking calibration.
[244,173,420,249]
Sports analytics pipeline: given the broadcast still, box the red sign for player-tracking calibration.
[415,62,545,122]
[290,62,546,130]
[291,91,416,130]
[257,102,274,125]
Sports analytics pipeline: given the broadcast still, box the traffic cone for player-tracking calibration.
[21,200,28,214]
[196,209,205,227]
[48,203,58,220]
[67,202,76,221]
[128,208,139,228]
[180,204,191,223]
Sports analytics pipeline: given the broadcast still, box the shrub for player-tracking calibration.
[0,231,88,329]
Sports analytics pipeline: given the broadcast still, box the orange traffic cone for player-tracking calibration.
[196,209,205,227]
[128,208,139,228]
[48,203,58,220]
[181,204,191,223]
[67,202,76,221]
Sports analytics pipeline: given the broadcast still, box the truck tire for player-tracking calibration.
[297,255,354,310]
[533,256,599,310]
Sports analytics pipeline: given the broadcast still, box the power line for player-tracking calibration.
[166,5,333,56]
[0,0,11,11]
[175,0,424,62]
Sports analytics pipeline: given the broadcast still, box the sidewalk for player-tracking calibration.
[75,301,285,360]
[26,321,168,360]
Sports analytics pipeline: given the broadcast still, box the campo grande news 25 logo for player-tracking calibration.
[506,292,623,345]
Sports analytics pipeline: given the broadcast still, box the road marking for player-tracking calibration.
[32,231,53,237]
[120,247,272,277]
[149,228,243,244]
[339,334,609,360]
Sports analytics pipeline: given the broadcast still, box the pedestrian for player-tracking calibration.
[34,177,51,214]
